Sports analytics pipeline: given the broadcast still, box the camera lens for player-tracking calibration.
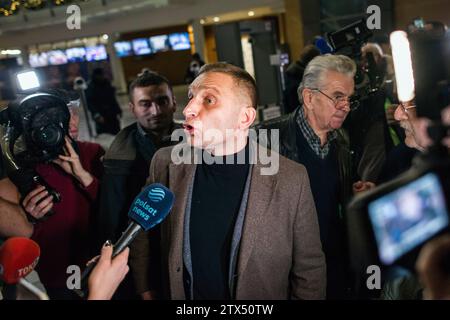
[31,124,64,149]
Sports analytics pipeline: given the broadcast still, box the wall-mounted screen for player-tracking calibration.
[149,35,171,52]
[86,45,108,61]
[47,50,68,65]
[29,52,49,68]
[132,38,152,55]
[114,41,133,57]
[168,32,191,51]
[66,47,86,62]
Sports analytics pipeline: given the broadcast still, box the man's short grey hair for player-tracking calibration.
[297,54,356,105]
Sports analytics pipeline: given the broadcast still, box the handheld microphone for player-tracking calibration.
[315,36,333,54]
[0,237,49,300]
[74,183,175,298]
[0,237,40,284]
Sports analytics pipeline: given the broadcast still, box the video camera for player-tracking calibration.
[325,19,383,106]
[347,22,450,296]
[0,92,71,165]
[0,71,79,221]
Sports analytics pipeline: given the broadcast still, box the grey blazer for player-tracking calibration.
[129,143,326,300]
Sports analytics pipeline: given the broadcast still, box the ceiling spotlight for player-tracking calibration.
[248,11,255,17]
[102,34,109,40]
[213,17,220,23]
[200,19,205,25]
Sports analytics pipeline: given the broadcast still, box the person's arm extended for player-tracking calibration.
[87,244,130,300]
[0,178,33,238]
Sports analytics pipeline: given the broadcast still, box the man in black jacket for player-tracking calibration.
[86,68,123,135]
[259,54,374,299]
[97,71,181,300]
[98,70,181,244]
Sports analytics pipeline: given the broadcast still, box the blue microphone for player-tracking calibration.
[112,183,174,257]
[74,183,174,298]
[315,36,333,54]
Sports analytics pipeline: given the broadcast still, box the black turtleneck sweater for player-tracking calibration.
[190,145,250,300]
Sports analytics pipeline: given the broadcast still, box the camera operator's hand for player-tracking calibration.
[416,234,450,300]
[53,137,94,188]
[352,181,376,194]
[22,185,54,219]
[87,243,130,300]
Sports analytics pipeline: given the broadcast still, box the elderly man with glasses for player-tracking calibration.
[259,54,374,299]
[393,102,433,151]
[377,101,441,184]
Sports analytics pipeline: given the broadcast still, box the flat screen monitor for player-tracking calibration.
[114,41,133,57]
[86,45,108,61]
[149,35,171,52]
[132,38,152,55]
[368,172,449,265]
[29,52,49,68]
[47,50,68,65]
[65,47,86,62]
[168,32,191,51]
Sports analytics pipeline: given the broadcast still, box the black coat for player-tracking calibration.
[97,122,182,245]
[85,80,122,135]
[256,107,354,205]
[282,61,307,114]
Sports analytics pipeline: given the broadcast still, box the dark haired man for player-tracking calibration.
[98,70,180,247]
[97,71,181,299]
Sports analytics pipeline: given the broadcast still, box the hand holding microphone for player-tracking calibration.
[87,242,130,300]
[74,183,175,298]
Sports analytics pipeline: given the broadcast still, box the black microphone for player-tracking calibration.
[74,183,175,298]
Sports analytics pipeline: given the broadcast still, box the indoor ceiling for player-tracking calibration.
[0,0,171,31]
[0,0,284,48]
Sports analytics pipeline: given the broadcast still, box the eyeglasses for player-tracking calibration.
[310,88,360,111]
[400,103,416,114]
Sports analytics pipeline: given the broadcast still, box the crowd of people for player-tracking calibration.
[0,33,450,301]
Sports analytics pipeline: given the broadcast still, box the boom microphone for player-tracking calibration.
[74,183,175,298]
[0,237,49,300]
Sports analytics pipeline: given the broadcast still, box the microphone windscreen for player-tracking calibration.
[315,37,333,54]
[0,237,40,284]
[128,183,175,231]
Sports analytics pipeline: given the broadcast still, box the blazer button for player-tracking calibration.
[176,267,181,272]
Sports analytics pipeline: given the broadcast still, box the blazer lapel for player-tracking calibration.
[235,163,276,283]
[166,161,195,299]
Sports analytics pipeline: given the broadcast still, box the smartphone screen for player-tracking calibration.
[368,173,449,265]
